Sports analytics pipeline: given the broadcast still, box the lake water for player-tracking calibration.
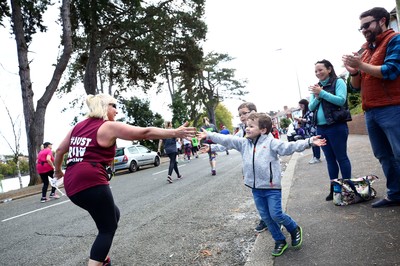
[0,175,30,193]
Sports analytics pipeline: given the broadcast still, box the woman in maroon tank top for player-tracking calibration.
[53,94,195,266]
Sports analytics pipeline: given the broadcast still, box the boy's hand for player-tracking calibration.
[312,135,327,147]
[196,128,208,140]
[199,144,210,154]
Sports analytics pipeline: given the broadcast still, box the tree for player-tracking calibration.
[3,0,73,185]
[62,0,206,100]
[280,118,291,130]
[0,97,23,188]
[193,52,248,124]
[170,94,189,127]
[120,96,163,151]
[214,103,234,131]
[345,75,362,113]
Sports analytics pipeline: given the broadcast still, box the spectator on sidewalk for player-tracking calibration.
[295,99,321,164]
[309,59,353,201]
[342,7,400,208]
[271,126,280,139]
[198,112,326,257]
[158,121,183,184]
[53,94,195,266]
[36,142,59,202]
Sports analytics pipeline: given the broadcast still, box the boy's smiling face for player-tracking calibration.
[245,118,267,140]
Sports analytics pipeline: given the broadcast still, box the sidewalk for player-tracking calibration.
[245,134,400,266]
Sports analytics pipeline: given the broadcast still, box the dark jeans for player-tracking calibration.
[167,152,180,177]
[69,185,120,262]
[365,106,400,200]
[312,146,321,159]
[39,170,56,198]
[317,122,352,180]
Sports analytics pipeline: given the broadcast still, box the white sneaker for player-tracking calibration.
[309,157,321,164]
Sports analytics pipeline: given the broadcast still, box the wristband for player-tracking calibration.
[350,70,360,77]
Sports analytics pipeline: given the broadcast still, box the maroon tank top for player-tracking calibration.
[64,118,116,196]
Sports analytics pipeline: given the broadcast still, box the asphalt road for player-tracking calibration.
[0,150,264,265]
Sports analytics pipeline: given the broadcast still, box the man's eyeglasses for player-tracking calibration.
[238,111,250,117]
[358,19,378,32]
[109,103,117,109]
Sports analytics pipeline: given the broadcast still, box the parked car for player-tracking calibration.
[114,144,160,172]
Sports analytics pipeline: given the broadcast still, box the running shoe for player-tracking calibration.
[291,226,303,248]
[103,256,111,266]
[271,240,288,257]
[40,197,49,203]
[255,220,268,232]
[49,193,60,199]
[167,176,173,183]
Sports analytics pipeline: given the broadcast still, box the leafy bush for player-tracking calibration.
[0,159,29,178]
[280,118,292,130]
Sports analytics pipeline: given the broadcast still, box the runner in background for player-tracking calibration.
[191,136,199,158]
[201,117,219,175]
[219,126,230,155]
[182,138,192,162]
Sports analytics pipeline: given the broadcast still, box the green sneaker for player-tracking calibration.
[291,226,303,248]
[271,240,288,257]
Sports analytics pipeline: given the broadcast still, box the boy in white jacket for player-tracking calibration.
[198,113,326,256]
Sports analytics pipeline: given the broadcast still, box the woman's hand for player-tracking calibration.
[53,169,64,179]
[175,121,197,139]
[308,84,322,98]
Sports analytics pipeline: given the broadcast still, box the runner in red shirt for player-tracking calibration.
[36,142,59,202]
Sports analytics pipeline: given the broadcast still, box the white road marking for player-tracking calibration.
[152,164,186,175]
[2,200,70,222]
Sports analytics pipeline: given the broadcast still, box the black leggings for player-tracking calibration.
[39,170,56,197]
[167,152,180,177]
[69,185,120,262]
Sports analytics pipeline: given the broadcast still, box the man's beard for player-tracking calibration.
[366,27,383,43]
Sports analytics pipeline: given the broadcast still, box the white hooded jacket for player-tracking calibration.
[206,132,312,189]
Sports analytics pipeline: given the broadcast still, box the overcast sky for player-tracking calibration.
[0,0,395,154]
